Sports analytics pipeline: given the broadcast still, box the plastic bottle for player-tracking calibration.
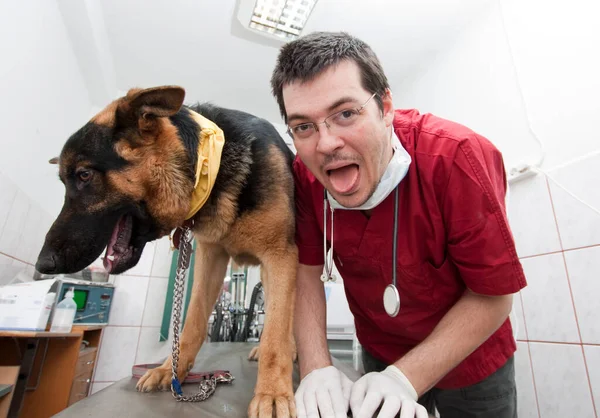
[50,287,77,333]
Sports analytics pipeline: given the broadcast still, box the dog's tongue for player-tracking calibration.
[328,165,359,194]
[103,215,133,273]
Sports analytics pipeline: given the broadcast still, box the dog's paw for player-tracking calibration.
[136,361,190,393]
[247,345,260,362]
[248,392,296,418]
[136,365,173,392]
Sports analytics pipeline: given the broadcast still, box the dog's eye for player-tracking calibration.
[78,170,92,182]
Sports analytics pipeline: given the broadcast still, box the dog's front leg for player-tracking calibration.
[248,245,298,418]
[136,242,229,392]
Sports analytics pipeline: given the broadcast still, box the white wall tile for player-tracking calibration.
[512,292,527,341]
[123,241,156,277]
[94,326,140,382]
[14,201,43,264]
[564,247,600,344]
[0,190,29,257]
[547,156,600,250]
[0,254,15,286]
[11,258,28,270]
[530,342,595,417]
[32,207,53,265]
[0,173,18,240]
[0,258,30,285]
[22,264,37,280]
[507,175,562,257]
[33,213,54,266]
[108,276,149,326]
[514,342,539,418]
[135,326,173,364]
[584,345,600,417]
[91,381,114,395]
[151,236,173,278]
[520,254,580,342]
[142,277,169,327]
[0,254,11,266]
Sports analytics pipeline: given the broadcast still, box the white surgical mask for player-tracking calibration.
[327,130,411,210]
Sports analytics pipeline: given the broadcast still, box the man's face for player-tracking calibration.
[283,60,395,208]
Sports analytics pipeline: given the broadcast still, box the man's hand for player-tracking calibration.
[350,365,428,418]
[295,365,353,418]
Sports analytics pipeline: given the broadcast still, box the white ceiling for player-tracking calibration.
[68,0,495,125]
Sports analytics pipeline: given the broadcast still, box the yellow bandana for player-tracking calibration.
[184,111,225,220]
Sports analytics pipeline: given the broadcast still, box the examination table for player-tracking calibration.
[54,342,362,417]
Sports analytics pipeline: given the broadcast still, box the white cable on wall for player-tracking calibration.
[497,0,546,168]
[497,0,600,216]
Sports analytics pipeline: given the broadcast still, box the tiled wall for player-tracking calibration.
[508,162,599,417]
[0,171,54,285]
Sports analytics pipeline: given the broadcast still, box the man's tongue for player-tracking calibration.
[328,164,359,194]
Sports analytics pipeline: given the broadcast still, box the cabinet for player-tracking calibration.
[0,325,103,418]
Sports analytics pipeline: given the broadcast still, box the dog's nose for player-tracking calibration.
[36,254,57,274]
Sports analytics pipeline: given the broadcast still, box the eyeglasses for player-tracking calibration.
[286,93,377,140]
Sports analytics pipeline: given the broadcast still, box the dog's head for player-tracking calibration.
[36,86,196,275]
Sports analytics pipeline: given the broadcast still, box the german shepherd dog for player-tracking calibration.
[35,86,298,417]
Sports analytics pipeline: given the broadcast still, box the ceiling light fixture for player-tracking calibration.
[242,0,318,41]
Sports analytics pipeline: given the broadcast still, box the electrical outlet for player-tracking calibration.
[508,163,538,184]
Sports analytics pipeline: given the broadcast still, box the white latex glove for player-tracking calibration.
[295,365,354,418]
[350,365,428,418]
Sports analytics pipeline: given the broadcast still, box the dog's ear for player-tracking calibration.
[49,157,59,164]
[122,86,186,132]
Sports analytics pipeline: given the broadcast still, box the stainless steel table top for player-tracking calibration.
[55,342,361,418]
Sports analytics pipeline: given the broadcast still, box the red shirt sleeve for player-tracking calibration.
[443,135,526,295]
[293,157,325,266]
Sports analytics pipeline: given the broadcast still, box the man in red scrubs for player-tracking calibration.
[270,32,527,418]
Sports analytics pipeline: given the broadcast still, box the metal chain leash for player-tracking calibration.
[170,226,234,402]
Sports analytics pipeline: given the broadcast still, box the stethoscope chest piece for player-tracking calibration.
[383,284,400,317]
[321,273,337,283]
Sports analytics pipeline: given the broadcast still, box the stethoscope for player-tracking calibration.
[320,186,401,317]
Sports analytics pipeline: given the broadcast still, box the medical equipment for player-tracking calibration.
[383,187,400,317]
[321,189,337,283]
[208,277,265,343]
[51,278,115,325]
[0,277,115,330]
[320,129,409,316]
[321,186,401,318]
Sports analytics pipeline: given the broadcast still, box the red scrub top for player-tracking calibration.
[293,109,527,389]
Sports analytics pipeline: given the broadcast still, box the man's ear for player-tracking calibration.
[122,86,186,132]
[381,88,395,127]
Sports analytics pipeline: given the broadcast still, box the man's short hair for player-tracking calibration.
[270,31,390,123]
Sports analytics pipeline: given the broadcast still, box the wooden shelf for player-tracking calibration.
[0,331,79,338]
